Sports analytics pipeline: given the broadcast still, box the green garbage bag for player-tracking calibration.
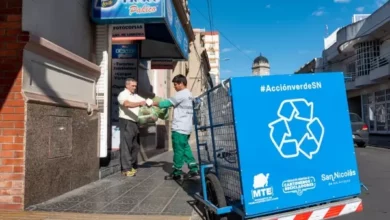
[152,96,169,120]
[137,96,169,126]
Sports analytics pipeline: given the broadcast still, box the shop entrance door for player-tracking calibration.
[362,90,390,134]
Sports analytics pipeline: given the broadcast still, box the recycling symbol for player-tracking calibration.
[268,98,325,160]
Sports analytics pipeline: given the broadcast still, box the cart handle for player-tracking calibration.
[361,183,368,191]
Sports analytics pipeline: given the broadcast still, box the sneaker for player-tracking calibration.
[187,171,200,178]
[122,169,136,177]
[131,168,137,174]
[169,173,182,180]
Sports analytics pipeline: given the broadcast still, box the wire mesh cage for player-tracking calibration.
[193,79,242,203]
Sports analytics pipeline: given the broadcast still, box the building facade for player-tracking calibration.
[295,3,390,134]
[0,0,100,209]
[200,31,220,85]
[295,58,323,74]
[0,0,195,210]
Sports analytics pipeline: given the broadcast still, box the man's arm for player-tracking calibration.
[149,92,186,109]
[124,100,145,108]
[118,92,145,108]
[151,99,173,108]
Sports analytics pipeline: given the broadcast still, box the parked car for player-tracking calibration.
[349,113,369,148]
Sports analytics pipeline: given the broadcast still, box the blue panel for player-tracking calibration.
[112,44,138,59]
[230,73,361,217]
[164,0,189,60]
[92,0,164,23]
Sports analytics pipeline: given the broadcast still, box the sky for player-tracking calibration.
[188,0,388,79]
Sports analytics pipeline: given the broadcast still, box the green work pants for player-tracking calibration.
[172,131,198,175]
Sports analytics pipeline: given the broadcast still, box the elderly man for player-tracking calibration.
[117,78,145,177]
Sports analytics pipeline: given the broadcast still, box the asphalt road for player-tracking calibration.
[339,147,390,220]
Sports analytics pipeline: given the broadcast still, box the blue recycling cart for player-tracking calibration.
[192,72,364,220]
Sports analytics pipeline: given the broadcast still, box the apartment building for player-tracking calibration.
[295,2,390,134]
[0,0,194,210]
[201,31,221,86]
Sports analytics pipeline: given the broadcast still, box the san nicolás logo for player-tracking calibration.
[321,169,357,186]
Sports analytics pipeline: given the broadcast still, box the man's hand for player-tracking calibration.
[139,101,146,106]
[146,98,153,107]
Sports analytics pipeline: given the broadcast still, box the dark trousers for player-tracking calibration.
[119,118,140,172]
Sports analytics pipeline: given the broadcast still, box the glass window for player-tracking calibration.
[387,103,390,131]
[376,104,387,131]
[362,94,369,105]
[386,89,390,101]
[369,104,376,131]
[368,94,374,104]
[375,90,386,102]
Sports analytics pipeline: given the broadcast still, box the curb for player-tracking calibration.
[0,211,191,220]
[366,145,390,150]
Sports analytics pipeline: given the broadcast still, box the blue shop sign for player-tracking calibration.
[92,0,164,21]
[112,44,138,59]
[92,0,189,60]
[164,0,188,59]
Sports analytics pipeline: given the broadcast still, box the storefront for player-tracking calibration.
[91,0,192,168]
[361,88,390,134]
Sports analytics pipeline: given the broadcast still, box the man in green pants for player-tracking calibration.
[150,74,199,180]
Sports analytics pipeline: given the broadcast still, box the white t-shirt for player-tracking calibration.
[117,89,145,122]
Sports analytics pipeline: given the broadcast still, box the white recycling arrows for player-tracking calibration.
[268,98,325,160]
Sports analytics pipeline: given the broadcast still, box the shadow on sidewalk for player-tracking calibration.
[138,160,202,198]
[138,159,205,219]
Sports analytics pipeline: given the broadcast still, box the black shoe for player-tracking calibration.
[164,173,182,180]
[187,171,200,178]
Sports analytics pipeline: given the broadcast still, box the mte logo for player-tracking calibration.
[251,173,273,200]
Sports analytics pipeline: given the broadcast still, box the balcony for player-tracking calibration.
[342,52,390,89]
[344,71,357,91]
[323,2,390,62]
[355,74,373,87]
[369,52,390,81]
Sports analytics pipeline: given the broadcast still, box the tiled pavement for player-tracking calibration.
[26,151,202,218]
[0,211,192,220]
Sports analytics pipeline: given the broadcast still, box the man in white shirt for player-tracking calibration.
[117,78,146,177]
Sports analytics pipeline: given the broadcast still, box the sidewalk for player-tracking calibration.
[25,151,200,217]
[0,211,191,220]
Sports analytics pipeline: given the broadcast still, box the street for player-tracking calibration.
[338,147,389,220]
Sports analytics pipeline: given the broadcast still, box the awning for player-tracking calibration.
[91,0,189,60]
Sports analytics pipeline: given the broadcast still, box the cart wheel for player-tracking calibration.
[201,173,228,220]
